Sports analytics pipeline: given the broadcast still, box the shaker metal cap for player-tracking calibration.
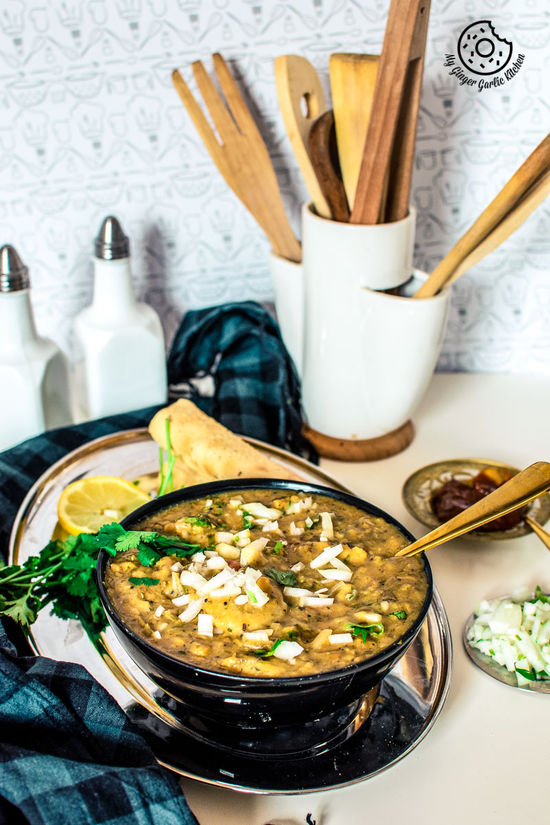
[94,215,130,260]
[0,245,30,292]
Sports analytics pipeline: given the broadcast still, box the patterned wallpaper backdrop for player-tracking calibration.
[1,0,549,373]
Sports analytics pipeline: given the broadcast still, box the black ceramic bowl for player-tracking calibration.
[97,479,433,758]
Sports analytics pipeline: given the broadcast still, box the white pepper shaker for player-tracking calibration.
[0,245,72,451]
[73,216,167,421]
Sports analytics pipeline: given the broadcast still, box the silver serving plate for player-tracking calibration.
[9,429,453,793]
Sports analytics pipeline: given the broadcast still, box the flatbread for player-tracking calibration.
[148,400,302,486]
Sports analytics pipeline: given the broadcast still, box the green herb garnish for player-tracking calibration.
[305,516,320,529]
[242,511,254,529]
[348,622,385,643]
[272,541,284,555]
[515,666,536,681]
[158,417,175,496]
[265,568,298,587]
[253,638,283,658]
[391,610,407,620]
[247,590,258,604]
[128,576,160,586]
[184,516,215,528]
[534,586,549,604]
[0,522,203,643]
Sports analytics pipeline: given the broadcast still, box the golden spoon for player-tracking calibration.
[525,515,550,552]
[396,461,550,557]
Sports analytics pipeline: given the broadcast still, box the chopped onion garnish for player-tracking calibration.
[243,629,273,642]
[172,594,191,607]
[154,605,165,617]
[287,497,313,514]
[233,529,251,545]
[329,633,353,645]
[206,555,227,571]
[215,531,234,544]
[272,640,304,661]
[153,630,162,640]
[310,544,344,569]
[302,596,334,607]
[330,557,350,571]
[243,502,282,520]
[290,562,304,572]
[197,613,213,637]
[170,561,183,572]
[320,512,334,539]
[283,586,312,599]
[180,571,207,590]
[191,551,206,562]
[234,594,248,606]
[240,537,268,566]
[208,583,242,599]
[200,567,235,594]
[262,520,280,532]
[320,568,352,582]
[290,521,304,536]
[178,598,204,623]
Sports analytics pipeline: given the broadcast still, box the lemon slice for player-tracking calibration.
[57,475,150,535]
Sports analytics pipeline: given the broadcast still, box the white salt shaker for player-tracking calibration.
[74,216,167,421]
[0,245,72,451]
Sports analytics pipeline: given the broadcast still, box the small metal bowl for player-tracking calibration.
[402,458,550,542]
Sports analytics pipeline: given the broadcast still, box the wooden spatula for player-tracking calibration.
[308,110,350,222]
[329,53,379,208]
[350,0,431,225]
[414,132,550,297]
[172,55,301,263]
[274,54,331,219]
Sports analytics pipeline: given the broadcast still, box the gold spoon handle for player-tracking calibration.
[525,515,550,552]
[396,461,550,557]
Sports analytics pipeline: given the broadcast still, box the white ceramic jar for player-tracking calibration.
[73,216,167,421]
[0,245,72,451]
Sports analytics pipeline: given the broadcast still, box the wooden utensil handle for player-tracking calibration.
[396,461,550,557]
[350,0,430,225]
[414,132,550,298]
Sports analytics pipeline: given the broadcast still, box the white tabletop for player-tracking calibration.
[182,373,550,825]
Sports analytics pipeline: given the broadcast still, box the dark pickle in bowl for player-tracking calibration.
[431,466,525,532]
[97,479,432,758]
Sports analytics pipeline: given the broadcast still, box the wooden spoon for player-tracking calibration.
[329,53,379,209]
[415,166,550,297]
[308,110,350,222]
[350,0,431,225]
[414,132,550,298]
[274,54,331,219]
[396,461,550,557]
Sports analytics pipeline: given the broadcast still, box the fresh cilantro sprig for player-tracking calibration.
[0,522,203,642]
[391,610,407,620]
[348,622,385,643]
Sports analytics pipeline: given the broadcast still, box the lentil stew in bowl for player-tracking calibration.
[103,484,429,678]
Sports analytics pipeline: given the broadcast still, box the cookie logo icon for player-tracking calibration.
[457,20,513,76]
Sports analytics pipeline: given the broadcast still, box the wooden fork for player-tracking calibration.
[172,54,302,263]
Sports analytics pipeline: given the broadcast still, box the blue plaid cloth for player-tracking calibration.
[0,301,314,825]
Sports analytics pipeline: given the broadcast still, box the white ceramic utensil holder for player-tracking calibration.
[270,204,450,444]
